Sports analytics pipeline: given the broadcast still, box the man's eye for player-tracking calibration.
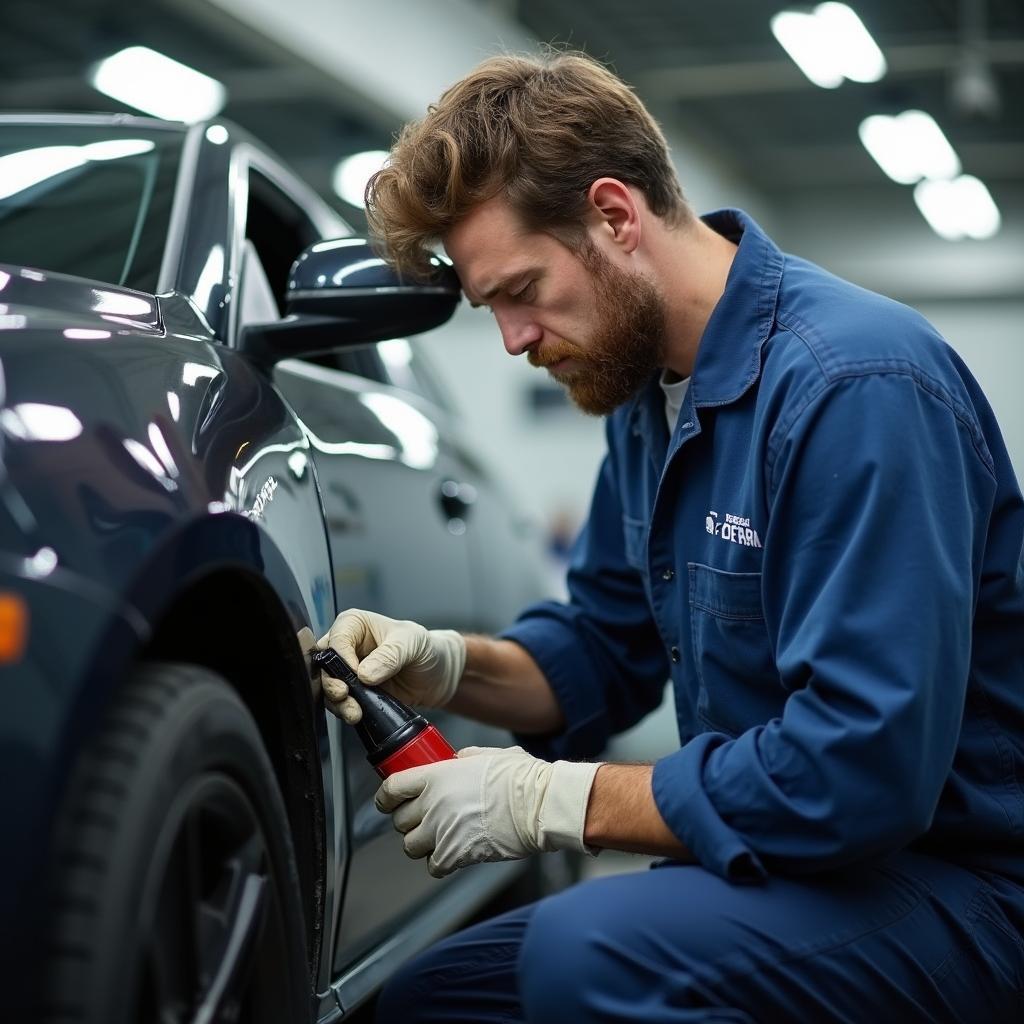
[513,282,536,302]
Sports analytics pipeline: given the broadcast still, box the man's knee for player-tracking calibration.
[518,877,700,1022]
[374,950,431,1024]
[518,870,754,1023]
[518,889,593,1021]
[375,902,531,1023]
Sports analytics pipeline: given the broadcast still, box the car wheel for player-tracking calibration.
[42,662,312,1024]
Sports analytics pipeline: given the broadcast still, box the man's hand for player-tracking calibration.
[375,746,602,878]
[317,608,466,720]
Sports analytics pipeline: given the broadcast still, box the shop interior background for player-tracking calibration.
[3,0,1021,757]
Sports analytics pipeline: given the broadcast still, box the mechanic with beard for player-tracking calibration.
[315,51,1024,1024]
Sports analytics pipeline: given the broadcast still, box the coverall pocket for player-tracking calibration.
[688,563,782,736]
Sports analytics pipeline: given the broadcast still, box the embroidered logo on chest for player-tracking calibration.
[706,510,762,548]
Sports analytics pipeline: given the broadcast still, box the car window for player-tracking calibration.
[244,168,384,382]
[244,168,320,310]
[0,125,182,293]
[237,238,280,325]
[243,166,455,399]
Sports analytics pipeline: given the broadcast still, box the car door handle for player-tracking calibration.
[437,479,476,522]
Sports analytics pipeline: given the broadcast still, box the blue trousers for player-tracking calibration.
[375,851,1024,1023]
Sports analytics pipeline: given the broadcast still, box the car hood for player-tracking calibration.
[0,263,162,337]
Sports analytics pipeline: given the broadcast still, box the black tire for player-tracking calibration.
[42,662,312,1024]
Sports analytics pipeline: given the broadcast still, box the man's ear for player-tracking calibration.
[585,178,641,254]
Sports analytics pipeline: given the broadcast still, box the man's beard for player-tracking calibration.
[527,243,667,416]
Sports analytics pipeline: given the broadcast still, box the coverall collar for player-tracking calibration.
[628,208,784,448]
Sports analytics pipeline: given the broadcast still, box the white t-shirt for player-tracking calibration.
[659,368,691,434]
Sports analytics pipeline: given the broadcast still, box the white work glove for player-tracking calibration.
[317,608,466,723]
[375,746,602,878]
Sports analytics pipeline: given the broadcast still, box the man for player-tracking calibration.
[318,52,1024,1022]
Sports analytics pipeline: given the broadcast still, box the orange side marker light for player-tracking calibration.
[0,593,28,662]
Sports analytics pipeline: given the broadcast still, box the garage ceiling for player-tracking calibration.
[1,0,1021,273]
[0,0,394,221]
[513,0,1024,198]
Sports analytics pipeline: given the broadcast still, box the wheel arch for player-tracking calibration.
[136,560,328,982]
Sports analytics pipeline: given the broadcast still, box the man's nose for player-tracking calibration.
[495,310,543,357]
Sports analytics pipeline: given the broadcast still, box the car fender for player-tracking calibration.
[0,268,339,992]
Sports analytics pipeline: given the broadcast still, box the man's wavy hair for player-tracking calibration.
[365,51,691,278]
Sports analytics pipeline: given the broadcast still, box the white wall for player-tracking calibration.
[205,0,536,121]
[772,186,1024,305]
[915,300,1024,484]
[773,189,1024,484]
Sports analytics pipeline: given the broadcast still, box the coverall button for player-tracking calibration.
[662,568,675,581]
[670,646,681,662]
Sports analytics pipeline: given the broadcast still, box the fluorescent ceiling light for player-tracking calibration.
[333,150,389,207]
[90,46,226,123]
[858,110,961,185]
[813,3,887,82]
[914,176,1001,241]
[771,3,886,89]
[771,11,842,88]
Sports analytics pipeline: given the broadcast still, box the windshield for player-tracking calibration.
[0,124,183,294]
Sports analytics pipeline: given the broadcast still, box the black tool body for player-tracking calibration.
[312,647,456,778]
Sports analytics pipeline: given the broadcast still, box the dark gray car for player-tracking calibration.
[0,115,552,1022]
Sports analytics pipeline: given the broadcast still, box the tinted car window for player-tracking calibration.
[242,170,389,385]
[0,125,182,293]
[245,168,321,310]
[244,168,383,388]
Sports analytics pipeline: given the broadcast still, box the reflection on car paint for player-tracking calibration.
[194,244,225,313]
[1,404,82,442]
[89,289,154,317]
[21,546,57,579]
[63,328,112,340]
[122,438,177,492]
[358,392,438,470]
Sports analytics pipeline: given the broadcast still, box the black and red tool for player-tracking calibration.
[312,646,457,779]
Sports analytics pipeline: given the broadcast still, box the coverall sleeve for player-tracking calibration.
[500,435,670,760]
[652,371,996,880]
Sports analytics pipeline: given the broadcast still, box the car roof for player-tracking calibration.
[0,112,189,132]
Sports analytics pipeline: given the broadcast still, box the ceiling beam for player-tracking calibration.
[0,67,332,109]
[636,39,1024,100]
[746,143,1024,187]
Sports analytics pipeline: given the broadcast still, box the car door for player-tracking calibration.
[234,158,485,970]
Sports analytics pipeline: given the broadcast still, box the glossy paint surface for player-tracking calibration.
[0,115,554,1020]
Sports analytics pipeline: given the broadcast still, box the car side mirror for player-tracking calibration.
[238,238,461,369]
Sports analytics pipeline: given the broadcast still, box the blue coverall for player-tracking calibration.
[377,210,1024,1022]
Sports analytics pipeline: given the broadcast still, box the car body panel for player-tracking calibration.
[0,114,553,1019]
[0,263,339,1001]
